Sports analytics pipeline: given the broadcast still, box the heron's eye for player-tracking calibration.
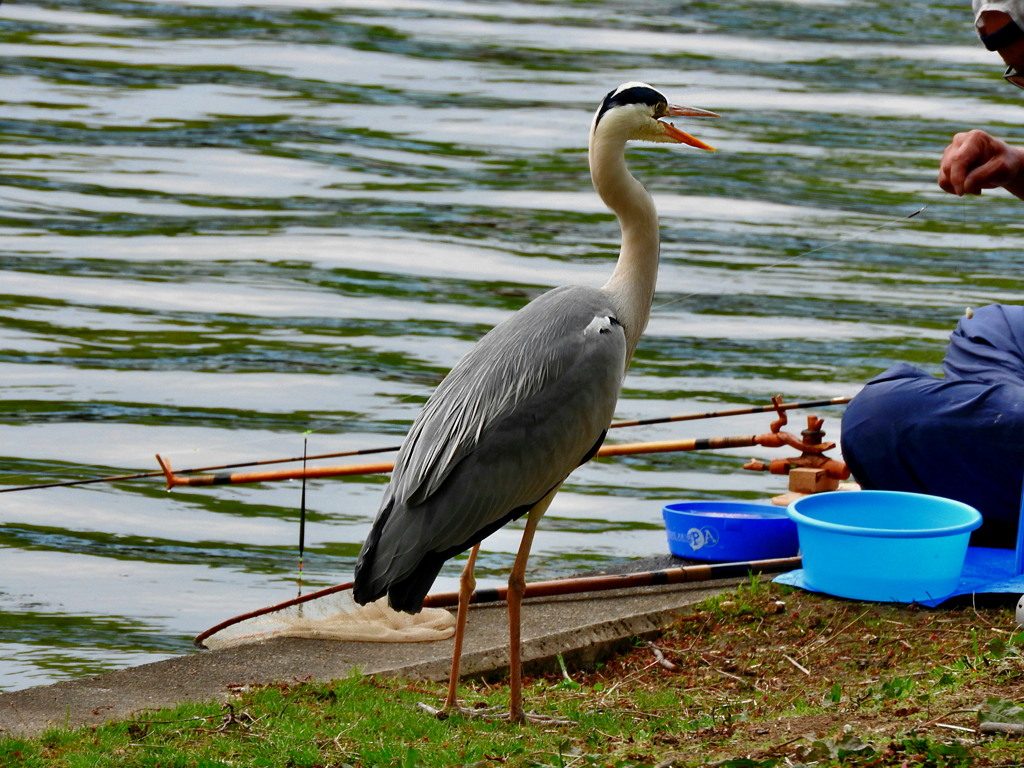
[654,101,668,117]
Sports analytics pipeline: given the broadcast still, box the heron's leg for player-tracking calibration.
[442,542,479,712]
[507,488,559,724]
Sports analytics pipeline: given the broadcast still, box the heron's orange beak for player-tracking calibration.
[661,104,719,151]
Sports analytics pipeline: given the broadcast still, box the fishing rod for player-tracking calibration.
[155,433,786,488]
[0,446,400,495]
[610,395,851,428]
[193,555,802,648]
[0,395,851,494]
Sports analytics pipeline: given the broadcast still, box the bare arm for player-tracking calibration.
[938,129,1024,200]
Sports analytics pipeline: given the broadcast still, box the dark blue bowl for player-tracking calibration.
[663,501,799,562]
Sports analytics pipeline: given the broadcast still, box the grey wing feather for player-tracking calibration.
[392,285,624,508]
[353,284,627,608]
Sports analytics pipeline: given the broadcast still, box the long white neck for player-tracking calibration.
[590,128,660,366]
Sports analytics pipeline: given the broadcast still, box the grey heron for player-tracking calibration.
[353,82,717,723]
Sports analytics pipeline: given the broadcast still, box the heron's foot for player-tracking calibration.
[416,701,504,720]
[510,709,575,725]
[417,704,577,729]
[417,702,572,724]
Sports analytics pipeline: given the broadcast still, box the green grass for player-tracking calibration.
[3,580,1023,767]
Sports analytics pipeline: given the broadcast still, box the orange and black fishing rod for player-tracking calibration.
[608,395,851,429]
[0,445,398,494]
[0,395,851,493]
[156,434,774,488]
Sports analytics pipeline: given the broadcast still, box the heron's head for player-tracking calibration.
[591,82,717,151]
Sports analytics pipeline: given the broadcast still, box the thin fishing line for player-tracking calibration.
[655,205,927,313]
[154,416,386,460]
[960,195,969,278]
[38,394,423,488]
[956,196,981,317]
[155,391,430,461]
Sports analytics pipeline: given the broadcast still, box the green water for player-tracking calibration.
[2,0,1022,691]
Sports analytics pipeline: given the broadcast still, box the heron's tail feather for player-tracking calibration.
[352,497,393,606]
[353,496,441,613]
[353,555,442,615]
[384,557,447,614]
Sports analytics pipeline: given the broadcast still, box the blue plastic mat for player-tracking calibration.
[776,546,1024,606]
[777,475,1024,606]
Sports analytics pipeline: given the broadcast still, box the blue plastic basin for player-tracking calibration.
[787,491,983,602]
[662,501,799,562]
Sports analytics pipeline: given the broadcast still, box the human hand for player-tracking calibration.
[938,129,1024,199]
